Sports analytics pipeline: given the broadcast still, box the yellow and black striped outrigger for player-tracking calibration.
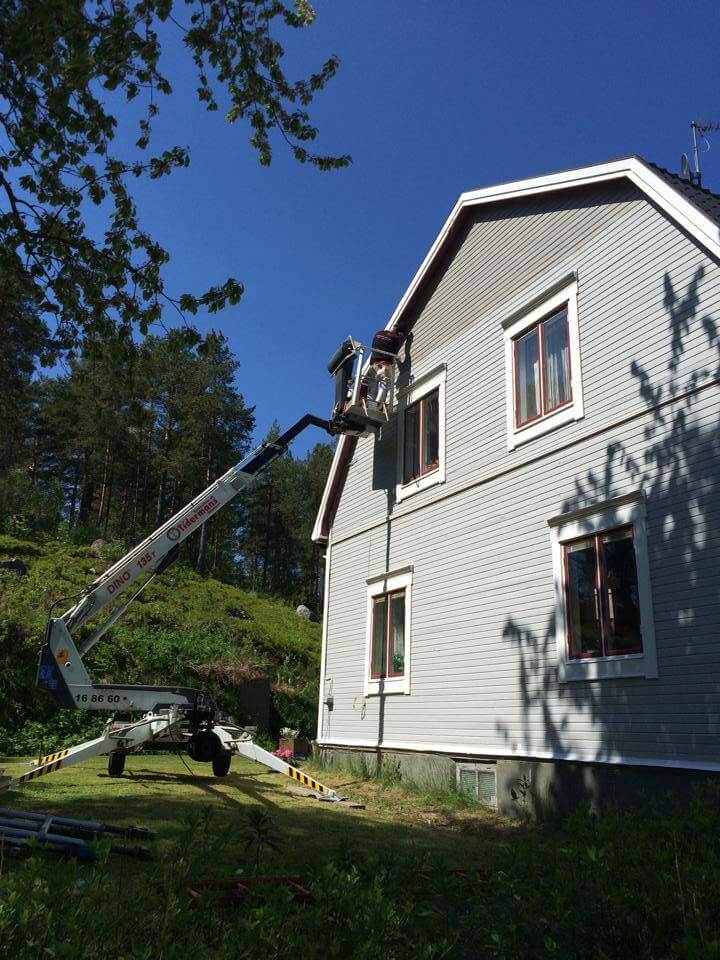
[34,749,70,767]
[286,765,333,795]
[0,722,346,802]
[12,752,68,786]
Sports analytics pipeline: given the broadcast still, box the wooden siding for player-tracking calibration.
[319,179,720,768]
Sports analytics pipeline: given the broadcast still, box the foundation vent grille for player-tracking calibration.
[456,763,497,808]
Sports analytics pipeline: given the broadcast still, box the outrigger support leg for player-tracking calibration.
[229,737,342,801]
[0,715,343,802]
[0,711,181,792]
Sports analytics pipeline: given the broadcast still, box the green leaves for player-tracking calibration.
[0,0,349,360]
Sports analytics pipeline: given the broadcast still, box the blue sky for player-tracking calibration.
[108,0,720,454]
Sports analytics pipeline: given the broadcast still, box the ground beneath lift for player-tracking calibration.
[0,709,351,805]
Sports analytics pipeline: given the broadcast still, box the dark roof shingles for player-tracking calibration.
[646,160,720,227]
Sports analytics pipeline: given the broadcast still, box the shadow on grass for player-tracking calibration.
[8,759,523,879]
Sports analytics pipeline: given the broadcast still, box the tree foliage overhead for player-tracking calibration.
[0,0,349,360]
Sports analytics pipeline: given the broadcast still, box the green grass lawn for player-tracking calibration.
[2,753,719,959]
[1,752,516,876]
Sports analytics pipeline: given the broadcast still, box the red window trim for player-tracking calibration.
[513,306,572,429]
[403,388,440,484]
[563,524,643,662]
[370,588,406,680]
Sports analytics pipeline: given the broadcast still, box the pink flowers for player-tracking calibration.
[273,748,294,761]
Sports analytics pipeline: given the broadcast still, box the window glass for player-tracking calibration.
[371,596,387,677]
[403,402,420,483]
[389,592,405,675]
[369,588,406,680]
[515,327,540,426]
[422,390,439,472]
[542,311,571,412]
[565,538,602,658]
[403,388,440,483]
[602,529,643,655]
[564,526,643,660]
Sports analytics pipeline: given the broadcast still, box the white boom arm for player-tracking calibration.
[63,413,332,636]
[36,414,332,715]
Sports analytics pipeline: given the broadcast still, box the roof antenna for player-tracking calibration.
[685,120,720,188]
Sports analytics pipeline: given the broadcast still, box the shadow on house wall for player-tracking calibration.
[497,264,720,817]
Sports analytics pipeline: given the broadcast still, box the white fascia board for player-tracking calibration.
[311,434,350,543]
[382,157,720,334]
[315,540,332,739]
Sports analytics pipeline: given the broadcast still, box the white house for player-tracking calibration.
[312,157,720,815]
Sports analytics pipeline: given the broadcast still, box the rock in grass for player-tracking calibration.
[90,539,108,557]
[296,605,312,620]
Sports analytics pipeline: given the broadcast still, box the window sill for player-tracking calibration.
[364,677,410,696]
[396,467,443,502]
[509,401,582,450]
[559,653,656,683]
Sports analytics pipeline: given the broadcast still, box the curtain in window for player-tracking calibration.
[371,597,387,677]
[602,529,642,654]
[403,403,420,483]
[516,328,540,425]
[543,311,570,411]
[422,390,439,471]
[389,592,405,675]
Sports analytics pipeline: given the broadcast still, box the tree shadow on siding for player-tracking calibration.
[496,265,720,816]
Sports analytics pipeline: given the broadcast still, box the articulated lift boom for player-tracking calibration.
[0,332,402,796]
[35,414,333,719]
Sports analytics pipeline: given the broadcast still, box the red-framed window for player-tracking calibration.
[563,525,644,660]
[403,388,439,483]
[370,589,406,679]
[514,307,572,428]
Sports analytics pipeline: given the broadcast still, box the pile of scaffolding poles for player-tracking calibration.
[0,807,155,859]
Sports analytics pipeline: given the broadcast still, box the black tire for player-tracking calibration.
[212,752,232,777]
[108,752,126,777]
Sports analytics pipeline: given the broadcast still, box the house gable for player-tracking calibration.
[313,156,720,543]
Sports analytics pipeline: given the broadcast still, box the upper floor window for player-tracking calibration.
[396,365,446,502]
[515,308,572,428]
[503,276,583,449]
[403,389,439,483]
[548,492,657,683]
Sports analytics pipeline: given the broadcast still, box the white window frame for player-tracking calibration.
[503,278,583,450]
[548,492,658,683]
[396,365,446,502]
[364,566,413,696]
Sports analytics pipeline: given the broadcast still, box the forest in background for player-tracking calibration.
[1,324,334,612]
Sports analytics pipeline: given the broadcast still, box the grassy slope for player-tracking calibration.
[0,535,322,752]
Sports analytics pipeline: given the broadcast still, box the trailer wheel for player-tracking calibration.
[212,752,232,777]
[108,752,126,778]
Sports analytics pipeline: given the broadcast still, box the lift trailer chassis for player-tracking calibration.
[0,709,341,800]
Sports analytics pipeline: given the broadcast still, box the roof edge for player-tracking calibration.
[384,156,720,335]
[312,155,720,542]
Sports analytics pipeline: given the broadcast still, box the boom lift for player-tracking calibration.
[0,331,402,796]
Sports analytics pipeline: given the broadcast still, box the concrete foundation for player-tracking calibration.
[318,745,720,819]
